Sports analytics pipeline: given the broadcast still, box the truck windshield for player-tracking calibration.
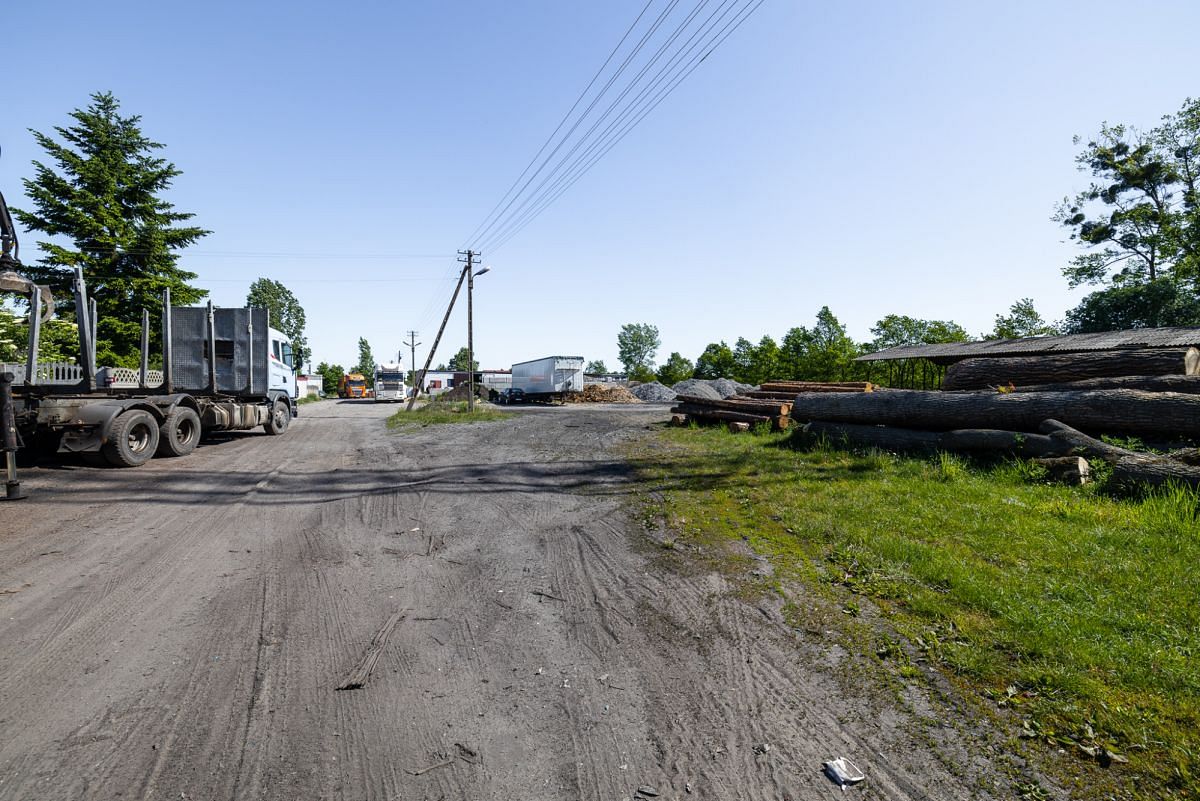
[348,379,365,387]
[377,373,404,381]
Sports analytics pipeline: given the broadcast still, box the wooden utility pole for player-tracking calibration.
[405,266,469,412]
[403,330,421,390]
[461,250,478,412]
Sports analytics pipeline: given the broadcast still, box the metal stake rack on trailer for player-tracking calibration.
[0,177,298,472]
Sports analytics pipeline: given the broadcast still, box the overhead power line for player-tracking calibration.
[466,0,681,251]
[460,0,659,250]
[16,244,450,259]
[463,0,767,255]
[483,0,765,254]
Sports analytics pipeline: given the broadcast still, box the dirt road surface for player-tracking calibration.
[0,401,1031,800]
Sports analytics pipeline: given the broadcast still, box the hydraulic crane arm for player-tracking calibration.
[0,188,54,323]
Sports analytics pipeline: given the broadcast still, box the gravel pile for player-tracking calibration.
[709,378,756,398]
[671,379,722,401]
[630,381,677,402]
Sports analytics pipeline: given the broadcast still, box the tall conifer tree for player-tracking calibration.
[14,91,209,365]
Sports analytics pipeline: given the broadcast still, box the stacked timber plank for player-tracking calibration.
[671,382,873,432]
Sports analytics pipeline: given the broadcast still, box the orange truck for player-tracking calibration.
[337,372,369,399]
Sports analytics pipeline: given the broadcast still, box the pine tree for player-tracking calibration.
[13,92,209,366]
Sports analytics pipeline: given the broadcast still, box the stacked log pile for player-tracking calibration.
[744,381,873,401]
[671,382,873,432]
[942,348,1199,390]
[788,388,1200,437]
[786,347,1200,488]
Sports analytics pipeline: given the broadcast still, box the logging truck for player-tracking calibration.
[2,268,297,468]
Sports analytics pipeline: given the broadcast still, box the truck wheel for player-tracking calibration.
[157,407,202,457]
[103,409,161,467]
[264,400,290,435]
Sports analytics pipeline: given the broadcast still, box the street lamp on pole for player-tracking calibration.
[467,264,491,412]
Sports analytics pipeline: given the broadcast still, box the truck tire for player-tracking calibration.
[157,407,202,457]
[264,399,290,435]
[103,409,161,467]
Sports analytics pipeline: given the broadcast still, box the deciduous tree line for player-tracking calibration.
[617,298,1058,389]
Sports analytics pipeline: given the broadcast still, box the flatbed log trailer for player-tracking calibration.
[0,183,295,474]
[4,268,297,468]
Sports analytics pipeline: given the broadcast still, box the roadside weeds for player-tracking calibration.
[627,423,1200,801]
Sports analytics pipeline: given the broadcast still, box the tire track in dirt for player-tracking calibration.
[0,402,1052,801]
[0,404,353,800]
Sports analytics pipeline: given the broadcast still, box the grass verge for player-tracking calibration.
[386,399,513,429]
[633,424,1199,799]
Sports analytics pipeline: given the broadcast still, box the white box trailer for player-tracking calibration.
[511,356,584,401]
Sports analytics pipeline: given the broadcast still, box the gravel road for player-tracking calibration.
[0,401,1026,800]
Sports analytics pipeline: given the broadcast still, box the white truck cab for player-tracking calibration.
[374,362,407,402]
[268,328,295,396]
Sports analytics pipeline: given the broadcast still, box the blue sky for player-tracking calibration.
[4,1,1199,373]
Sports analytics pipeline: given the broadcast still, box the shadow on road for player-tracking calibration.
[11,454,785,506]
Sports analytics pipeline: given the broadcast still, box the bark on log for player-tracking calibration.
[675,394,790,415]
[727,422,751,433]
[760,381,872,393]
[1039,419,1200,489]
[801,421,1070,457]
[943,348,1200,391]
[790,388,1200,437]
[743,391,811,401]
[1003,375,1200,394]
[678,408,789,431]
[672,405,771,424]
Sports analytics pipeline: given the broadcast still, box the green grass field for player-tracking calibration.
[385,399,513,428]
[636,424,1199,799]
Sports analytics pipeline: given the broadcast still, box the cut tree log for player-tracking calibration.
[800,421,1071,457]
[675,394,791,415]
[672,404,771,425]
[789,388,1200,437]
[943,348,1200,391]
[675,406,789,431]
[1031,456,1091,485]
[1002,375,1200,394]
[727,421,751,433]
[1039,419,1200,489]
[742,391,811,401]
[760,381,872,393]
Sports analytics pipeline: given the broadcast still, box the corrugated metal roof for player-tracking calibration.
[855,327,1200,362]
